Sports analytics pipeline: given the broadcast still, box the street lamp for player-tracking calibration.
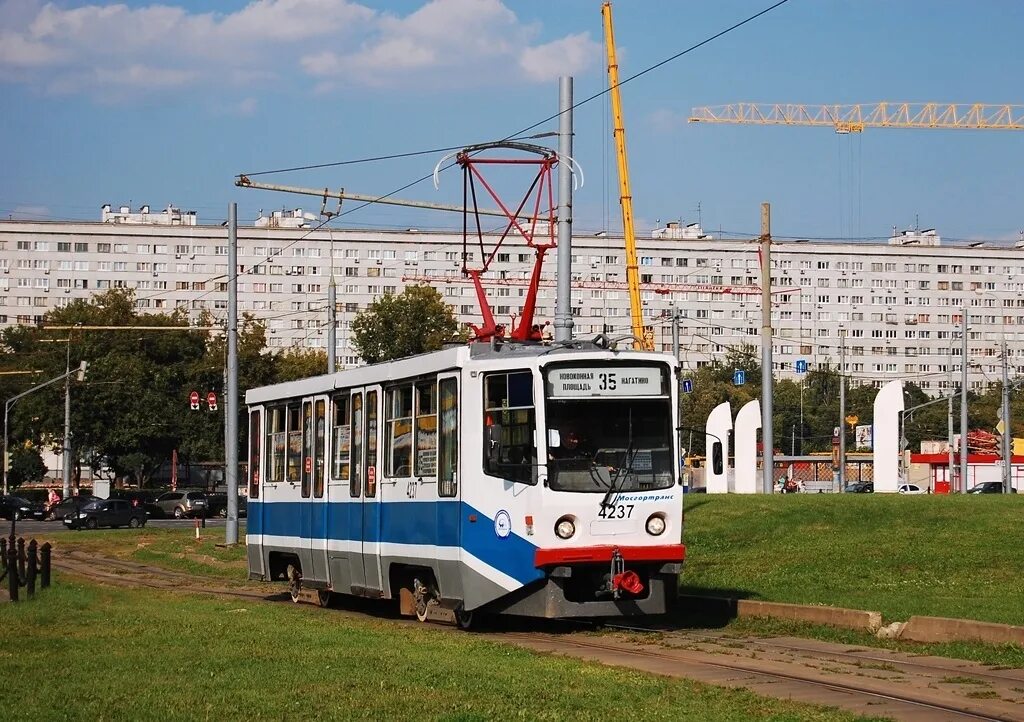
[973,287,1017,493]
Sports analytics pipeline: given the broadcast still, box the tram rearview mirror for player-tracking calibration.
[547,429,561,448]
[712,442,724,476]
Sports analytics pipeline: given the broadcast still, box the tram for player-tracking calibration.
[245,339,684,625]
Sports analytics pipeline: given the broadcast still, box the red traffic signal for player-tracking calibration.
[207,391,218,412]
[189,391,200,411]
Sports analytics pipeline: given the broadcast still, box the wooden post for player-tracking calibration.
[26,540,36,598]
[40,542,51,589]
[6,542,17,602]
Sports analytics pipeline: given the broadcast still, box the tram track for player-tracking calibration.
[51,550,1024,722]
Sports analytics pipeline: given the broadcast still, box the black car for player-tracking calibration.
[844,482,874,493]
[63,499,148,530]
[206,493,248,518]
[967,482,1017,494]
[46,495,100,521]
[0,495,47,521]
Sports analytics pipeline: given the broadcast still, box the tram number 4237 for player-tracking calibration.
[597,503,634,519]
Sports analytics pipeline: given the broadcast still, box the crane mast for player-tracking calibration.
[602,2,649,350]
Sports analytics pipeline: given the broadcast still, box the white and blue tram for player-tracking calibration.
[245,340,685,624]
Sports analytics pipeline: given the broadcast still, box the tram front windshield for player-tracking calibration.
[544,366,674,494]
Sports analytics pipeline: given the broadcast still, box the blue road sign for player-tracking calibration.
[795,359,808,373]
[682,379,693,394]
[733,369,746,386]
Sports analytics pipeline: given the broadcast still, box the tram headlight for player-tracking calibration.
[555,516,576,540]
[645,514,666,536]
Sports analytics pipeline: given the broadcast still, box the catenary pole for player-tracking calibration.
[62,338,72,497]
[226,203,240,545]
[760,202,774,493]
[1001,334,1011,493]
[554,76,575,343]
[961,301,969,492]
[327,276,337,373]
[839,330,846,490]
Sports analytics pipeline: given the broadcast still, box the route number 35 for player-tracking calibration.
[598,503,634,519]
[598,372,617,390]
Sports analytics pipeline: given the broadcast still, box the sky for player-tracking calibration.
[1,0,1022,243]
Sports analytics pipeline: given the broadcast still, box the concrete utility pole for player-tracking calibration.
[839,329,846,490]
[225,203,240,545]
[554,76,575,343]
[327,275,337,373]
[760,202,774,494]
[961,301,969,492]
[60,338,72,498]
[671,306,680,362]
[947,393,955,490]
[1001,334,1012,493]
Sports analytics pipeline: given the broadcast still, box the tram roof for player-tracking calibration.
[245,338,674,405]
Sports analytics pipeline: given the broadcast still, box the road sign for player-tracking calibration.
[795,359,807,373]
[207,391,218,411]
[189,390,200,411]
[682,379,693,394]
[833,426,841,438]
[733,370,745,386]
[845,414,859,428]
[304,456,312,474]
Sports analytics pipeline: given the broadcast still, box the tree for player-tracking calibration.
[351,285,462,363]
[275,347,328,382]
[7,443,47,490]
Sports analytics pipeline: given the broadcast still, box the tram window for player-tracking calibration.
[366,390,378,497]
[266,406,286,483]
[483,370,537,485]
[438,378,458,497]
[249,409,261,498]
[385,385,413,477]
[414,380,437,477]
[301,401,313,498]
[350,393,363,498]
[331,395,351,481]
[314,400,326,498]
[286,404,302,484]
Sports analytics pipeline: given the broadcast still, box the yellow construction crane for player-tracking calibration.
[602,2,652,350]
[689,103,1024,133]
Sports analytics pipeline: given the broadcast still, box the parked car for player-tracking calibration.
[152,490,209,519]
[63,499,147,530]
[46,495,100,521]
[206,493,248,518]
[897,484,926,495]
[967,482,1018,494]
[0,495,47,521]
[844,482,874,493]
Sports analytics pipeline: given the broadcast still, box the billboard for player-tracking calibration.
[855,424,873,451]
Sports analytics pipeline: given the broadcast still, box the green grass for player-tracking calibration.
[681,494,1024,625]
[0,581,882,722]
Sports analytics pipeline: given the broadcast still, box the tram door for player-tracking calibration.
[306,395,328,581]
[361,386,383,593]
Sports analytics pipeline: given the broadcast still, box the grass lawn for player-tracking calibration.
[0,581,880,722]
[681,494,1024,625]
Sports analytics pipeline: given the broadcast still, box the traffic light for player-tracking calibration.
[76,360,88,381]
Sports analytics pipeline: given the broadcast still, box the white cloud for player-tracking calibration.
[518,33,600,83]
[0,0,598,99]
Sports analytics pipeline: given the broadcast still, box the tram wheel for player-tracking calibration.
[316,589,332,608]
[454,605,474,631]
[287,564,302,603]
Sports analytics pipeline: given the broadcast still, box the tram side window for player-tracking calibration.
[314,400,326,498]
[350,393,363,498]
[438,378,458,498]
[249,409,261,498]
[301,402,313,498]
[287,404,302,483]
[331,395,351,482]
[385,385,413,477]
[414,380,437,477]
[366,390,378,498]
[483,370,537,485]
[266,406,286,483]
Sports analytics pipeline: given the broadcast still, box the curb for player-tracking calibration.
[681,595,1024,645]
[901,616,1024,645]
[680,594,881,632]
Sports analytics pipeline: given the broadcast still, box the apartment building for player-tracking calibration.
[1,208,1023,393]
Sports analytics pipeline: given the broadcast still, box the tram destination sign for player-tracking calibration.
[547,367,664,398]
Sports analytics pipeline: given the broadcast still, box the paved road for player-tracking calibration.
[4,518,247,534]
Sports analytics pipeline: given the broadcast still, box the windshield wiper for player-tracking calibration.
[601,409,634,509]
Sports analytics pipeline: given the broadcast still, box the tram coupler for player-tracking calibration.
[600,547,644,599]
